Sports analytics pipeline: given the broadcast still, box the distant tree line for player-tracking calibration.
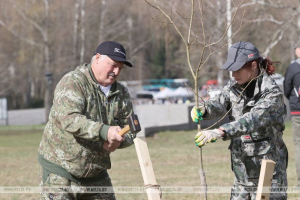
[0,0,299,111]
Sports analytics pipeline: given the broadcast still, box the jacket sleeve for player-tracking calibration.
[52,74,105,141]
[221,88,286,140]
[203,81,231,119]
[117,86,136,149]
[283,64,293,99]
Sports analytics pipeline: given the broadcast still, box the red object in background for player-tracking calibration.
[206,80,218,85]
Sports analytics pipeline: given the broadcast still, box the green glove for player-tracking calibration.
[194,129,222,147]
[190,105,205,123]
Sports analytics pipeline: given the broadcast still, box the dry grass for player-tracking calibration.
[0,121,298,200]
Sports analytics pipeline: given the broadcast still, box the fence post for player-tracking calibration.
[256,159,276,200]
[134,137,161,200]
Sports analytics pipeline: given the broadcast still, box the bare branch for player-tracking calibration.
[197,0,207,76]
[199,11,249,72]
[147,0,195,80]
[175,10,189,19]
[129,36,154,58]
[0,19,42,47]
[184,82,207,106]
[153,0,187,45]
[231,0,291,13]
[170,1,176,20]
[245,15,284,25]
[145,5,170,24]
[145,0,159,9]
[187,0,194,44]
[196,2,247,75]
[204,0,246,49]
[9,0,44,36]
[204,73,265,130]
[262,29,285,56]
[261,7,299,55]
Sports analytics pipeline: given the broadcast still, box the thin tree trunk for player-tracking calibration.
[298,0,300,35]
[80,0,86,65]
[127,2,133,79]
[73,0,80,67]
[216,0,224,87]
[227,0,232,78]
[43,0,52,121]
[98,0,106,44]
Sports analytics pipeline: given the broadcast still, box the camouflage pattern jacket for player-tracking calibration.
[203,73,288,185]
[38,63,135,179]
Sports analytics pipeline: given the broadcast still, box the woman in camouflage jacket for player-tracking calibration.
[191,41,288,200]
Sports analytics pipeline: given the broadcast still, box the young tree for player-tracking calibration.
[145,0,247,199]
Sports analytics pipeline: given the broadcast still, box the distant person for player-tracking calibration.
[164,98,171,104]
[38,41,136,200]
[191,41,288,199]
[283,39,300,188]
[177,98,183,104]
[185,99,191,104]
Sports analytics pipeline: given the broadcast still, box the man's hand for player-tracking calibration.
[104,126,125,152]
[190,105,206,123]
[195,129,223,147]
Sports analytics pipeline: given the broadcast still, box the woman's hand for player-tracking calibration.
[190,105,206,123]
[195,129,223,147]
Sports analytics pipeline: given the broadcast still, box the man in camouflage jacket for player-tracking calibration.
[191,42,288,199]
[38,41,135,200]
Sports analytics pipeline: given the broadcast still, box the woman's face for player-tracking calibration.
[232,62,258,84]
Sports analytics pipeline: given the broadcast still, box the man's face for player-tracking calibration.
[92,54,124,86]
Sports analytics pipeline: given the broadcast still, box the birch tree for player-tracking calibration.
[73,0,80,67]
[79,0,86,65]
[0,0,51,117]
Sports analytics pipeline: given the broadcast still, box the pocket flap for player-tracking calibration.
[241,140,271,157]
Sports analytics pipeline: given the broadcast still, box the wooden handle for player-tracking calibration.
[118,125,130,136]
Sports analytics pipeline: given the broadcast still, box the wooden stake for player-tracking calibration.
[134,137,161,200]
[255,159,276,200]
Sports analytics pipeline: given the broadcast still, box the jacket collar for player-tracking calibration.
[230,73,267,106]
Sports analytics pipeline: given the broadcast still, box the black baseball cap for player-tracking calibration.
[221,41,261,71]
[94,41,133,67]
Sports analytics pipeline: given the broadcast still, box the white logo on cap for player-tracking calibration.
[114,48,126,57]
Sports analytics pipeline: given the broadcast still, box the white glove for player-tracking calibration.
[195,129,222,147]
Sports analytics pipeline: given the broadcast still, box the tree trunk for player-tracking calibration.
[216,0,224,87]
[98,0,106,44]
[80,0,86,65]
[73,0,80,67]
[126,0,133,79]
[226,0,232,78]
[43,0,52,121]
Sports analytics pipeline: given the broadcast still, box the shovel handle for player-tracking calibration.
[118,125,130,136]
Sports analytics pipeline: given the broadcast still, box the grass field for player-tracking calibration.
[0,121,298,200]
